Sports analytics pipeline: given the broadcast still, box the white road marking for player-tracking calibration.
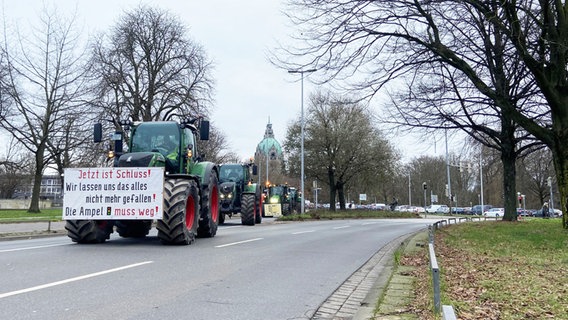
[292,230,316,235]
[0,261,153,299]
[220,226,242,230]
[0,243,69,253]
[215,238,263,248]
[362,222,378,225]
[333,226,350,230]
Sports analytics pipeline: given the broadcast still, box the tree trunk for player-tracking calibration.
[28,169,43,213]
[337,181,346,210]
[28,144,46,213]
[551,149,568,229]
[501,143,517,221]
[328,167,336,212]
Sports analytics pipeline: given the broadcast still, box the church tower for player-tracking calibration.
[255,121,283,186]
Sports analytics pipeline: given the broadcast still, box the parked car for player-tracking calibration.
[451,207,466,214]
[484,207,504,217]
[471,204,493,215]
[435,205,450,214]
[516,208,531,216]
[414,206,425,213]
[533,208,563,217]
[425,204,444,213]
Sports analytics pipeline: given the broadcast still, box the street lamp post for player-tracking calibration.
[288,68,317,214]
[547,176,554,212]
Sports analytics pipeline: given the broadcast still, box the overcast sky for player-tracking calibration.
[2,0,447,162]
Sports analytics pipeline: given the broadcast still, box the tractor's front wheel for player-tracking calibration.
[241,193,256,226]
[197,171,219,238]
[157,178,200,245]
[65,220,114,244]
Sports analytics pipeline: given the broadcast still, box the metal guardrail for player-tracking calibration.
[442,304,457,320]
[428,220,457,319]
[428,242,441,313]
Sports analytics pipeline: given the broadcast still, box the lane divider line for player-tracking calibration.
[0,261,154,299]
[215,238,263,248]
[0,243,69,253]
[333,226,350,230]
[292,230,316,235]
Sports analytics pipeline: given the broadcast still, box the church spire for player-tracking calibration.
[264,119,274,139]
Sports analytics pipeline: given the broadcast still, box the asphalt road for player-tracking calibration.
[0,218,433,320]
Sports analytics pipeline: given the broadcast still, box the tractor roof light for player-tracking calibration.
[118,119,133,131]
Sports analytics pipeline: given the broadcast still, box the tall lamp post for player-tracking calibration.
[288,68,317,214]
[547,176,554,212]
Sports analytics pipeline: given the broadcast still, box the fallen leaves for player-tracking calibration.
[402,224,567,319]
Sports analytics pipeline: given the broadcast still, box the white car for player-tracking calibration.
[425,204,445,213]
[411,206,425,213]
[484,207,504,217]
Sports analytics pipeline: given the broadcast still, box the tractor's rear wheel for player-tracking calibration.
[65,220,114,244]
[197,171,219,238]
[115,220,152,238]
[241,193,256,226]
[157,178,199,245]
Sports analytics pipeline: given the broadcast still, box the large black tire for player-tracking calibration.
[65,220,114,244]
[157,178,200,245]
[197,171,219,238]
[219,211,226,224]
[241,193,256,226]
[115,220,152,238]
[282,203,291,216]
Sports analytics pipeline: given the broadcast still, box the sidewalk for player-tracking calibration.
[0,221,66,240]
[311,230,428,320]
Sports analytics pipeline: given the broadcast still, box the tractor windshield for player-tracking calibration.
[269,186,284,196]
[131,122,180,156]
[219,164,243,182]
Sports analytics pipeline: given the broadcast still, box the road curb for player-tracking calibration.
[311,229,425,319]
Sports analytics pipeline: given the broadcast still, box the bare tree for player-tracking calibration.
[198,125,241,164]
[518,148,555,208]
[90,5,215,128]
[0,7,89,212]
[0,137,33,198]
[284,91,397,210]
[279,1,568,225]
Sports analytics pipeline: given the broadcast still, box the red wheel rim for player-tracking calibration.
[185,193,196,229]
[210,184,219,222]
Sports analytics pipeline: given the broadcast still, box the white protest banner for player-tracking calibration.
[62,167,164,220]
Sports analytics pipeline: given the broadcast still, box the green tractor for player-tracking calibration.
[218,162,263,225]
[64,118,220,245]
[287,186,302,213]
[264,184,296,217]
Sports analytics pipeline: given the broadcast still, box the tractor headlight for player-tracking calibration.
[227,194,232,199]
[220,194,225,199]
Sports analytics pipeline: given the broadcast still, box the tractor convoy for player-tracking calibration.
[263,184,302,217]
[62,119,300,245]
[218,161,263,225]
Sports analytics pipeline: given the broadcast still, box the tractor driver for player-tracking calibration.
[156,135,179,163]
